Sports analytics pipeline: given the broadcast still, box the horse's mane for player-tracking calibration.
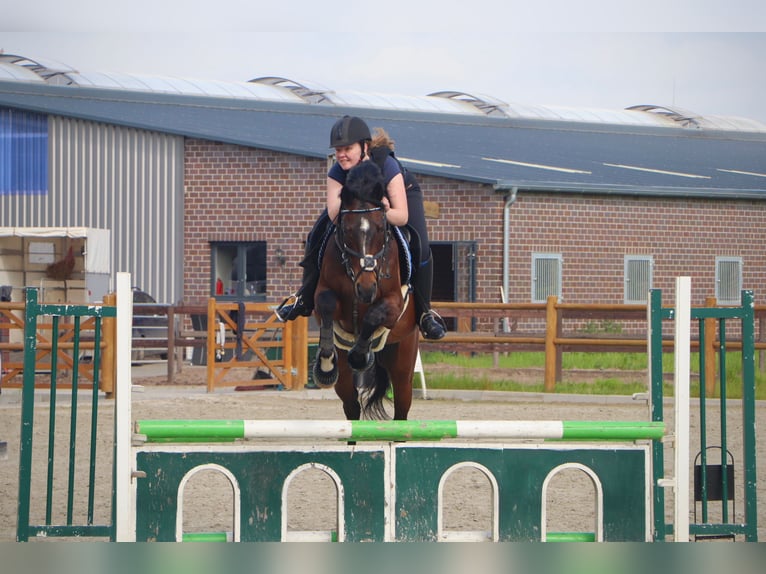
[340,161,386,208]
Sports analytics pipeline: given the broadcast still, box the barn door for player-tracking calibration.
[431,241,477,331]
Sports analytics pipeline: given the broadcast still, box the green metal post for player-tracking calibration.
[45,315,60,525]
[17,288,39,541]
[648,289,667,541]
[87,318,102,526]
[740,290,758,541]
[66,315,81,525]
[698,318,709,523]
[718,318,729,525]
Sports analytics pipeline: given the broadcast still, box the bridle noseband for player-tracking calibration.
[335,205,392,283]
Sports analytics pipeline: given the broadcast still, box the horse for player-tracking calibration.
[312,161,420,421]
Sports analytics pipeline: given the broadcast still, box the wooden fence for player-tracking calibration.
[3,294,764,394]
[426,297,766,392]
[0,294,116,393]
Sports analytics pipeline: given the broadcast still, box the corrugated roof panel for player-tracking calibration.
[0,63,45,82]
[697,115,766,132]
[209,80,306,102]
[0,54,76,79]
[69,72,155,90]
[327,90,486,115]
[66,72,305,102]
[504,102,671,127]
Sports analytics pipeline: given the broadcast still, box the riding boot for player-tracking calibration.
[413,253,447,340]
[275,215,328,322]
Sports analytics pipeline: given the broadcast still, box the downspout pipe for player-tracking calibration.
[500,186,518,325]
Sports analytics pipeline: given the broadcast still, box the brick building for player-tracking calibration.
[1,54,765,319]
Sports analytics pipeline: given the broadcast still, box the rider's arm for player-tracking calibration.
[383,173,408,226]
[326,177,342,222]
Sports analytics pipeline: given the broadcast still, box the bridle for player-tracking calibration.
[335,204,392,284]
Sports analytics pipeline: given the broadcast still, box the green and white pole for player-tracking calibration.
[135,419,664,443]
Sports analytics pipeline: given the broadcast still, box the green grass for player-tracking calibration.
[420,350,766,399]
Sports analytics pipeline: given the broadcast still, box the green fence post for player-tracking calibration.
[16,288,39,541]
[648,289,667,541]
[741,290,758,541]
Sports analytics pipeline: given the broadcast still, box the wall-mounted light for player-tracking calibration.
[275,247,286,267]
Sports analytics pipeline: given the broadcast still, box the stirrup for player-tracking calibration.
[275,293,308,322]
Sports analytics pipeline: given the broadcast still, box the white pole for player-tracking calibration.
[673,276,691,542]
[114,272,134,541]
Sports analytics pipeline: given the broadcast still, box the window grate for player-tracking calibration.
[532,254,562,303]
[716,257,742,305]
[624,256,653,304]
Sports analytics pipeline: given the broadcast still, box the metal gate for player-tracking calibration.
[648,288,758,541]
[16,287,117,541]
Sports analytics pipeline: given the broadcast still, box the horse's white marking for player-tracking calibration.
[319,354,336,373]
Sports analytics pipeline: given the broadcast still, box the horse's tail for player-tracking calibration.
[358,361,391,420]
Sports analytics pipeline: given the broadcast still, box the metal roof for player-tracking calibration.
[3,52,765,132]
[0,72,765,199]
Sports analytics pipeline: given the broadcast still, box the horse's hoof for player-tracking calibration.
[312,361,337,388]
[349,350,374,373]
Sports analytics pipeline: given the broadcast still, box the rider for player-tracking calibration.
[275,115,447,340]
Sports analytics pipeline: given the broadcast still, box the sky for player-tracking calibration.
[3,0,766,123]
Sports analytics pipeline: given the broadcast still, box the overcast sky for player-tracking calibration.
[3,1,766,123]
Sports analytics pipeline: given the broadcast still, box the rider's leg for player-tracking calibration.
[275,212,330,321]
[413,251,446,340]
[404,177,447,340]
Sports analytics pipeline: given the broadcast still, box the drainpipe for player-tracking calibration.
[501,186,518,332]
[502,187,518,300]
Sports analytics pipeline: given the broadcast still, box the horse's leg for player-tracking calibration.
[347,303,388,372]
[392,365,415,421]
[334,353,361,421]
[380,333,418,420]
[312,289,338,388]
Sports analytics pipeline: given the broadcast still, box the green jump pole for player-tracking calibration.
[135,419,664,443]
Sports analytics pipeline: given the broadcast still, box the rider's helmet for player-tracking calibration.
[329,116,371,148]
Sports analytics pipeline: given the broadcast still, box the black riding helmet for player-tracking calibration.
[329,115,371,148]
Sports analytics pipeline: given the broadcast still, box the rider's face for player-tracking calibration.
[334,142,365,171]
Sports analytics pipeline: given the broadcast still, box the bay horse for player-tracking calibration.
[312,161,419,420]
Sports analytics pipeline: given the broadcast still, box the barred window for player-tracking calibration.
[715,257,742,305]
[624,255,653,304]
[531,253,562,303]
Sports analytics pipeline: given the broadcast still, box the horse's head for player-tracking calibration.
[336,162,392,304]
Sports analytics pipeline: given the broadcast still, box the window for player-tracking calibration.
[624,255,653,304]
[531,253,562,303]
[715,256,742,305]
[0,109,48,195]
[210,242,267,301]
